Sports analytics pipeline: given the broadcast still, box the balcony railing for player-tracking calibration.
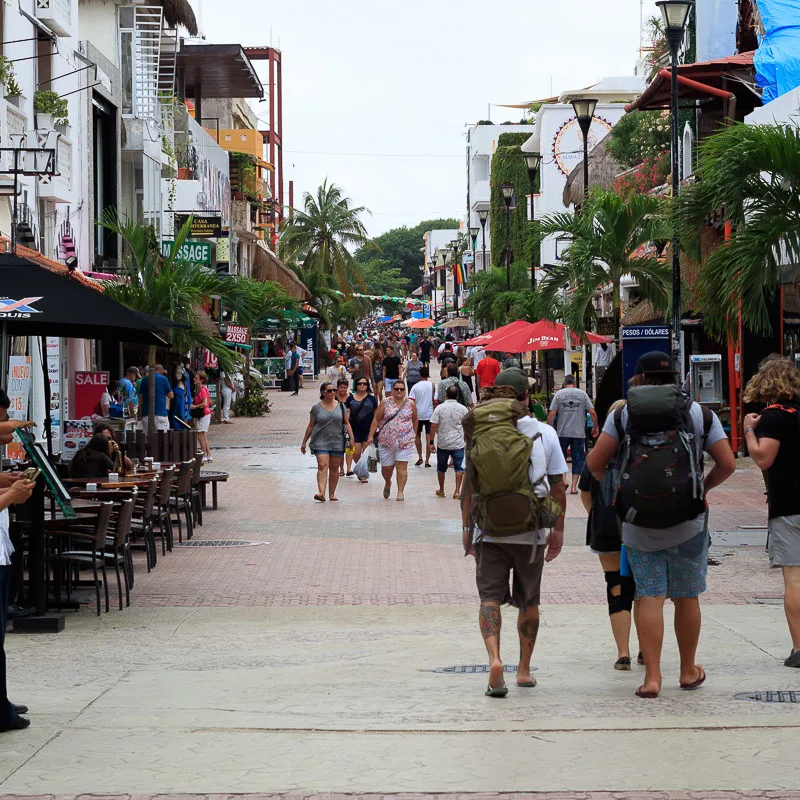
[35,0,72,37]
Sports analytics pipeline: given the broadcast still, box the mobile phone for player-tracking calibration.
[21,467,41,481]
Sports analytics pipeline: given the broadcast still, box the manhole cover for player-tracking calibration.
[176,540,264,547]
[431,664,535,674]
[735,691,799,703]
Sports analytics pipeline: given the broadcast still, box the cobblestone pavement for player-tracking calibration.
[3,384,797,800]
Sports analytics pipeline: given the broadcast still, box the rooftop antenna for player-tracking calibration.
[197,0,205,39]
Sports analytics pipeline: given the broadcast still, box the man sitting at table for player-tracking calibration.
[0,387,35,733]
[92,422,133,473]
[70,434,116,479]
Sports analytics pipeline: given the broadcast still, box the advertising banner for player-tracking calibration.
[74,371,109,419]
[224,325,249,345]
[160,240,212,265]
[46,337,61,453]
[6,356,31,461]
[61,419,93,462]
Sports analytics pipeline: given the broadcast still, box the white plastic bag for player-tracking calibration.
[367,443,378,473]
[354,448,370,481]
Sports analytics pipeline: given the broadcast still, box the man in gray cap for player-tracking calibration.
[461,367,567,698]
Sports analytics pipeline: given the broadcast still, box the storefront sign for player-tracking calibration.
[74,371,109,419]
[62,420,93,462]
[46,337,61,453]
[161,240,212,265]
[6,356,31,461]
[215,236,230,263]
[224,325,249,345]
[203,349,219,369]
[621,326,670,339]
[174,214,223,238]
[207,382,218,411]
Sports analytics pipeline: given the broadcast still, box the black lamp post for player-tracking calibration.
[571,98,598,202]
[657,0,694,370]
[478,208,488,274]
[500,184,514,292]
[468,226,479,287]
[524,153,542,290]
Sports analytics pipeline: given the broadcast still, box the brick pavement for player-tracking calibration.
[116,385,782,608]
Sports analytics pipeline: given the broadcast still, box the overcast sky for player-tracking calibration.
[198,0,658,238]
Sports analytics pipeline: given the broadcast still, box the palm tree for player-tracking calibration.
[289,263,342,329]
[681,123,800,340]
[280,179,371,293]
[101,212,247,435]
[538,190,671,338]
[463,264,530,329]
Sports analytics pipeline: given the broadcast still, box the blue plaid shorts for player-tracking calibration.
[626,532,708,599]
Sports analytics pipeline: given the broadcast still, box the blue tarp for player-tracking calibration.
[754,0,800,103]
[378,315,392,323]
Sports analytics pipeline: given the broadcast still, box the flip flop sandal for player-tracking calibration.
[637,652,645,665]
[435,491,446,498]
[396,494,405,501]
[383,485,391,499]
[517,676,537,688]
[329,496,339,502]
[485,684,509,698]
[453,492,461,500]
[635,685,660,699]
[680,666,706,690]
[425,463,432,468]
[614,657,632,671]
[313,494,326,502]
[415,459,423,466]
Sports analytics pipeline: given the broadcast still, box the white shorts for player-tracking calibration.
[155,415,170,431]
[378,445,414,466]
[195,413,211,432]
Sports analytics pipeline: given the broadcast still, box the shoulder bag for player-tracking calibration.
[374,399,408,447]
[340,402,352,450]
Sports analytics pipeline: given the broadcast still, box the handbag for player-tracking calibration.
[190,406,205,419]
[374,398,407,447]
[340,402,351,450]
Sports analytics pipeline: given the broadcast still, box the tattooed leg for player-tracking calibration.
[517,607,540,685]
[479,603,504,689]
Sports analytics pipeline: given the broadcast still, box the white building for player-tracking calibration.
[521,77,644,279]
[422,228,460,319]
[466,122,535,271]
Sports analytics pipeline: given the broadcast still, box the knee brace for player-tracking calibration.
[605,570,635,615]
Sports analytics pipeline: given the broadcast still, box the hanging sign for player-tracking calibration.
[6,356,31,461]
[161,240,212,265]
[203,349,219,369]
[174,214,223,238]
[224,325,249,345]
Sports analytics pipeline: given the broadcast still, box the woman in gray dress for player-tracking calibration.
[301,381,355,502]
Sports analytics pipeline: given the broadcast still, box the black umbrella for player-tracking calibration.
[0,253,180,342]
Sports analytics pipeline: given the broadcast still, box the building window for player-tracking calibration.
[118,7,134,116]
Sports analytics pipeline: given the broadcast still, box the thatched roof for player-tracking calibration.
[252,242,311,301]
[162,0,198,34]
[621,300,662,327]
[562,139,625,207]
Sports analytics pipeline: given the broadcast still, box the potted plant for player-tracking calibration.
[34,90,69,132]
[1,57,22,106]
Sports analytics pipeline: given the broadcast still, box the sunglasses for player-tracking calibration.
[394,387,406,392]
[357,381,368,386]
[324,388,336,394]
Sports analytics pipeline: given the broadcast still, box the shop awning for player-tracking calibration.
[177,44,263,99]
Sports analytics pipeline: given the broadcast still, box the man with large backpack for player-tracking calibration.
[587,352,735,699]
[461,368,567,698]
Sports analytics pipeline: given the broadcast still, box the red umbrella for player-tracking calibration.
[461,319,530,347]
[488,320,569,353]
[571,330,613,346]
[407,317,435,329]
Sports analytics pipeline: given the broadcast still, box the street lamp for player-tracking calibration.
[477,209,489,274]
[500,184,514,292]
[571,98,597,202]
[524,153,542,290]
[468,225,479,291]
[657,0,694,370]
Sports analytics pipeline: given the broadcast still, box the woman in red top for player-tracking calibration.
[191,371,213,462]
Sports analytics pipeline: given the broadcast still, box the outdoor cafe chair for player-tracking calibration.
[130,478,159,571]
[190,450,204,527]
[49,502,114,616]
[170,461,194,543]
[154,466,175,553]
[104,498,134,610]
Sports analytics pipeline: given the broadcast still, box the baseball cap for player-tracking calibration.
[126,366,140,377]
[635,351,676,375]
[494,367,530,398]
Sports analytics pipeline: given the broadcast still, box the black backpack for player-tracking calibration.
[613,385,712,529]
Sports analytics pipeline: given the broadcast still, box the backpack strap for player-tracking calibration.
[700,405,713,445]
[613,405,625,441]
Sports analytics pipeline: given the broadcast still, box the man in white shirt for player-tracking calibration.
[0,389,35,732]
[461,368,567,697]
[430,384,469,498]
[408,366,436,467]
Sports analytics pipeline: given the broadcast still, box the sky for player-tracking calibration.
[197,0,659,238]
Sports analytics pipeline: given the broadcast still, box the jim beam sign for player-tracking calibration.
[174,214,223,239]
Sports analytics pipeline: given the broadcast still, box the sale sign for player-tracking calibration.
[6,356,31,461]
[74,371,109,419]
[224,325,249,345]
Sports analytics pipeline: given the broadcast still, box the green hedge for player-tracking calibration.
[490,133,539,271]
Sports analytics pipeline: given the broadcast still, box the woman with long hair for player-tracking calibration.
[346,377,378,482]
[301,381,354,502]
[70,434,116,479]
[743,356,800,668]
[190,371,213,462]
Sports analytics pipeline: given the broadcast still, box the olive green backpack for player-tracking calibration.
[463,397,561,538]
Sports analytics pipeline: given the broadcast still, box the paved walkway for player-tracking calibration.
[2,385,797,799]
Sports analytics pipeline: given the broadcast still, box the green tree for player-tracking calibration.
[359,257,411,297]
[289,263,342,330]
[280,179,370,293]
[681,123,800,340]
[100,212,247,435]
[538,191,671,338]
[355,217,459,285]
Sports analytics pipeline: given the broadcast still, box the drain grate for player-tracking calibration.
[176,540,262,548]
[735,691,799,703]
[432,664,534,674]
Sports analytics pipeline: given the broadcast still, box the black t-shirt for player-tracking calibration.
[440,352,456,368]
[578,463,622,552]
[382,355,401,379]
[756,403,800,519]
[419,340,433,360]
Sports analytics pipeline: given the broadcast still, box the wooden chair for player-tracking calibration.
[190,450,204,527]
[130,478,159,571]
[50,502,114,616]
[104,499,134,610]
[153,466,175,553]
[170,461,194,543]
